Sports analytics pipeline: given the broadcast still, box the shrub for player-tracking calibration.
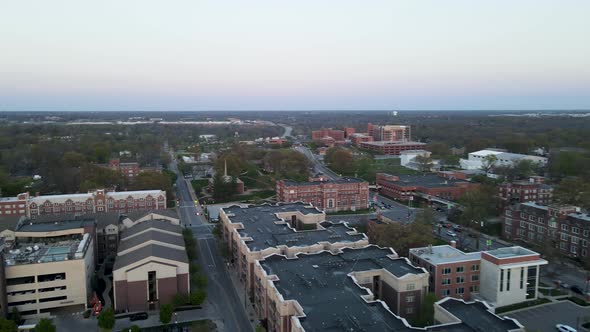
[159,304,174,324]
[97,308,116,330]
[190,290,207,305]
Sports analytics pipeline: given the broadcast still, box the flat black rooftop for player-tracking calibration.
[281,177,367,187]
[261,246,426,331]
[17,218,95,232]
[438,298,522,332]
[223,203,365,251]
[261,246,521,332]
[380,173,471,188]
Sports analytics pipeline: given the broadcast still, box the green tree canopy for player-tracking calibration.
[97,308,116,330]
[159,304,174,324]
[35,318,56,332]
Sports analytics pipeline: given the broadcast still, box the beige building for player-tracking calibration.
[0,219,95,318]
[219,203,369,298]
[113,218,189,312]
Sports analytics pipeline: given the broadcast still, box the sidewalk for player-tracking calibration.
[225,263,258,330]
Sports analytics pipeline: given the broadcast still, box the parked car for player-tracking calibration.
[130,312,149,321]
[556,324,577,332]
[444,223,453,228]
[570,285,584,295]
[453,225,462,232]
[446,231,457,237]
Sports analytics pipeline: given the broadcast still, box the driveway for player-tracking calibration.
[505,301,590,332]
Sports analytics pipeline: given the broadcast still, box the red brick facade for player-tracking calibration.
[276,179,369,212]
[0,189,166,217]
[359,141,427,155]
[376,173,479,202]
[498,181,553,206]
[114,273,189,312]
[311,128,345,142]
[503,203,589,258]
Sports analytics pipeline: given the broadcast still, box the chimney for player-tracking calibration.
[450,240,456,248]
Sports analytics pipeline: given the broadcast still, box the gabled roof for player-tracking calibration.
[113,244,188,271]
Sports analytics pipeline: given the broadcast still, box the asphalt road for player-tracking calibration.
[294,146,341,180]
[170,159,253,332]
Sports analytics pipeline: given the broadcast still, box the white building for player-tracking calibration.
[478,247,547,308]
[460,149,548,170]
[400,150,438,170]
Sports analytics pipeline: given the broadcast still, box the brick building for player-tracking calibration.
[311,128,345,142]
[108,159,141,179]
[376,173,479,202]
[349,133,374,146]
[360,140,427,155]
[498,179,553,206]
[276,177,369,212]
[0,189,166,218]
[410,245,546,307]
[503,202,590,258]
[368,124,411,141]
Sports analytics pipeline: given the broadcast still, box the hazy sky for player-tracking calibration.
[1,0,589,111]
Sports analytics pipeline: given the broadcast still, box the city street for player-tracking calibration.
[294,146,341,180]
[170,158,253,332]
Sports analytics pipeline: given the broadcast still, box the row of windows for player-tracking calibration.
[441,286,478,296]
[442,264,479,275]
[441,275,479,285]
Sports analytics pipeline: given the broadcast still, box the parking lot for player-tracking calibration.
[505,301,590,332]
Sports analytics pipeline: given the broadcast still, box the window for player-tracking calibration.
[583,240,588,248]
[406,295,415,303]
[500,270,504,292]
[529,215,535,221]
[537,226,544,234]
[561,233,569,241]
[560,242,567,250]
[456,276,465,284]
[406,307,414,314]
[583,249,587,257]
[520,267,525,289]
[573,227,580,234]
[442,278,451,285]
[520,212,526,218]
[455,287,465,295]
[470,285,480,293]
[572,237,579,244]
[520,221,526,228]
[406,283,415,291]
[442,289,450,296]
[562,224,569,231]
[442,268,451,275]
[507,269,511,291]
[529,224,535,231]
[571,246,578,254]
[505,210,512,216]
[456,266,464,273]
[584,230,589,237]
[471,264,480,271]
[471,275,479,282]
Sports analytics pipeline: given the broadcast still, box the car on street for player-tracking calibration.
[452,225,462,232]
[570,285,584,295]
[130,312,149,321]
[556,324,577,332]
[446,231,457,237]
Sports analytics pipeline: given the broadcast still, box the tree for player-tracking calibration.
[172,293,188,307]
[457,186,499,250]
[159,304,174,324]
[35,318,56,332]
[441,155,461,168]
[0,318,16,332]
[413,293,437,327]
[9,308,20,326]
[368,210,434,256]
[480,154,498,173]
[97,308,115,330]
[554,178,590,210]
[414,154,434,172]
[325,148,354,175]
[190,289,207,305]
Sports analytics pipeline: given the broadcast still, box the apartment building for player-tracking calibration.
[0,189,166,217]
[276,177,369,212]
[219,203,369,299]
[503,202,590,258]
[498,179,553,206]
[113,218,188,312]
[360,140,427,155]
[254,246,523,332]
[349,133,373,146]
[108,158,141,178]
[376,173,479,202]
[0,218,95,318]
[368,124,411,141]
[409,245,547,307]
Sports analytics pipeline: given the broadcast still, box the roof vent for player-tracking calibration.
[312,265,319,268]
